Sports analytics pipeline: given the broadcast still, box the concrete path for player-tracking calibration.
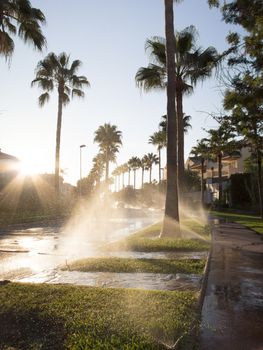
[200,220,263,350]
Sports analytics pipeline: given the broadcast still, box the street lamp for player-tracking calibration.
[79,144,86,196]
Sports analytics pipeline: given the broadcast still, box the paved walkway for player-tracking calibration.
[200,220,263,350]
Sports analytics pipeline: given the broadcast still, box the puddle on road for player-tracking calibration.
[17,270,202,291]
[0,216,161,280]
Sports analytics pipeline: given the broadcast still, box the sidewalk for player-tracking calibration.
[200,219,263,350]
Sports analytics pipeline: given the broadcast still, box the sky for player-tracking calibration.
[0,0,241,185]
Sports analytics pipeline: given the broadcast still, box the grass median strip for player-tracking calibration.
[211,210,263,235]
[0,282,198,350]
[110,220,211,253]
[64,257,206,274]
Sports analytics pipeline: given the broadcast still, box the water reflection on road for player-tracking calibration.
[0,214,160,281]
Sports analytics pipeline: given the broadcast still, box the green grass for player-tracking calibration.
[0,283,198,350]
[211,210,263,235]
[110,221,210,253]
[64,257,206,275]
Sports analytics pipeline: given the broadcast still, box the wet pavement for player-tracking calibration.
[200,221,263,350]
[0,215,160,281]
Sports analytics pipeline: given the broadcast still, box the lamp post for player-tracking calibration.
[79,144,86,196]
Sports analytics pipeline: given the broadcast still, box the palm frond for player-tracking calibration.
[145,37,166,66]
[2,18,16,35]
[31,77,54,91]
[38,92,50,107]
[70,59,82,74]
[62,93,70,106]
[18,20,46,51]
[135,64,166,91]
[72,89,85,98]
[0,31,14,58]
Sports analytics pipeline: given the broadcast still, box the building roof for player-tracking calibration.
[0,151,19,162]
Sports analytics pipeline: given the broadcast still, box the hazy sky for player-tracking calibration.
[0,0,240,185]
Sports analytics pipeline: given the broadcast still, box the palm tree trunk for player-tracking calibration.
[161,0,180,237]
[133,170,136,189]
[149,166,152,183]
[176,86,184,194]
[158,147,161,185]
[55,90,63,196]
[256,149,263,219]
[142,168,144,189]
[218,153,222,204]
[128,169,131,186]
[201,159,204,206]
[105,148,109,182]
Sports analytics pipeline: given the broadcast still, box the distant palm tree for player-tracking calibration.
[140,155,149,188]
[0,0,46,59]
[119,163,128,189]
[32,52,90,194]
[205,122,239,203]
[149,131,166,184]
[92,153,106,187]
[128,157,141,189]
[94,123,122,182]
[112,166,120,192]
[136,25,218,189]
[143,153,159,183]
[191,139,210,205]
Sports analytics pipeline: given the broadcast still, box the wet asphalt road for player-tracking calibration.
[200,221,263,350]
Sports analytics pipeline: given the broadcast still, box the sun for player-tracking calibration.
[19,160,40,177]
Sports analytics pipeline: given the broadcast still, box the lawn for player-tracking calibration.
[0,283,198,350]
[110,220,210,252]
[64,257,206,274]
[211,210,263,235]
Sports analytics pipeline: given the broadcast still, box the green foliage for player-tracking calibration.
[183,170,201,192]
[0,0,46,59]
[0,283,198,349]
[230,173,257,206]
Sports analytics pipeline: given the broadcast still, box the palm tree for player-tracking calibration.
[92,153,106,187]
[0,0,46,59]
[94,123,122,183]
[136,26,218,190]
[140,155,148,188]
[128,157,141,189]
[120,163,129,189]
[32,52,90,195]
[160,0,180,236]
[149,132,165,184]
[191,139,210,205]
[205,122,239,204]
[143,153,159,183]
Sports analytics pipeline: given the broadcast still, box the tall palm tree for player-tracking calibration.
[143,153,159,183]
[160,0,180,236]
[32,52,90,195]
[136,25,218,190]
[149,132,166,184]
[94,123,122,183]
[128,157,141,189]
[191,139,210,205]
[0,0,46,59]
